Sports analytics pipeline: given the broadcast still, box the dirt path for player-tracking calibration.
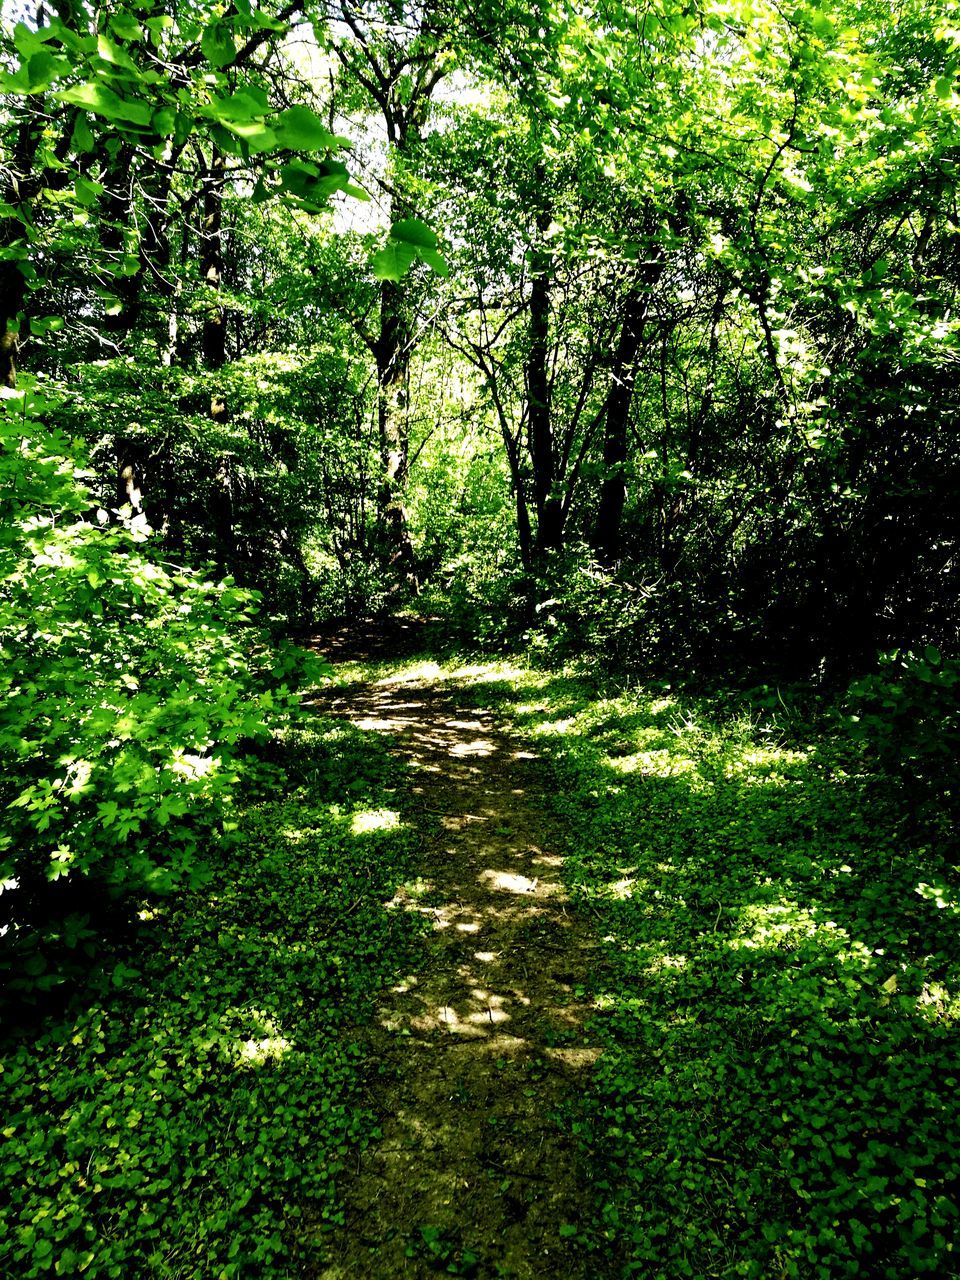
[310,662,605,1280]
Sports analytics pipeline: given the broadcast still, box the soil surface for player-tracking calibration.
[308,657,606,1280]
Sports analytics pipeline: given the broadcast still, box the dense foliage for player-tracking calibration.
[2,0,958,1273]
[0,379,327,992]
[2,0,957,672]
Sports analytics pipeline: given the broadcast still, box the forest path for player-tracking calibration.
[309,659,604,1280]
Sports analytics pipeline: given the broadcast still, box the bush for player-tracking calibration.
[52,355,370,629]
[847,648,960,829]
[420,551,531,651]
[524,548,657,670]
[0,380,321,995]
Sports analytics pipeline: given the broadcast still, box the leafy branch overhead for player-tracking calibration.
[1,8,364,207]
[373,218,450,280]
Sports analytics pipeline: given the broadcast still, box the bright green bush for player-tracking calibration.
[0,381,318,992]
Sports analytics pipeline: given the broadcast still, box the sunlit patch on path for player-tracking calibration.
[309,660,603,1279]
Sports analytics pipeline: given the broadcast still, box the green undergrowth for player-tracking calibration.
[451,660,960,1279]
[0,715,425,1279]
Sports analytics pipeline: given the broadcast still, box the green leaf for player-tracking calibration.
[96,34,140,74]
[56,82,153,128]
[220,120,278,152]
[72,114,96,153]
[13,21,52,58]
[372,241,418,280]
[111,962,141,988]
[808,9,834,38]
[26,51,70,91]
[274,105,343,151]
[202,24,236,69]
[277,159,354,205]
[390,217,438,249]
[417,246,449,277]
[207,89,269,124]
[108,13,143,41]
[0,67,32,94]
[74,177,104,208]
[243,9,288,30]
[29,316,65,335]
[151,107,175,137]
[278,160,320,196]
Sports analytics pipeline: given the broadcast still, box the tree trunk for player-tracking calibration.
[327,21,446,586]
[593,263,661,564]
[372,100,422,584]
[500,423,533,571]
[527,198,562,555]
[99,152,184,531]
[375,277,416,579]
[202,147,227,372]
[200,146,233,572]
[0,278,24,389]
[0,104,48,386]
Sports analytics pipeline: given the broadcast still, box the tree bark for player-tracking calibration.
[200,145,234,572]
[202,147,227,372]
[527,198,562,555]
[593,261,662,564]
[375,277,416,578]
[500,421,533,571]
[0,102,49,386]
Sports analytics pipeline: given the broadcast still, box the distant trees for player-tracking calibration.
[412,0,960,670]
[319,1,461,578]
[2,0,958,671]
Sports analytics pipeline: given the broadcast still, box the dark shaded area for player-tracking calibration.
[305,614,439,663]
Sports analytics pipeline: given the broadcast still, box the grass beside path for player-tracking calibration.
[1,716,427,1279]
[3,651,958,1279]
[454,661,960,1279]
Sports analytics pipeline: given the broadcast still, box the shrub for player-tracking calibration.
[0,380,319,994]
[847,647,960,830]
[524,548,657,670]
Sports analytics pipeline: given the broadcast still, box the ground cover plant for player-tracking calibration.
[0,716,426,1278]
[453,662,960,1278]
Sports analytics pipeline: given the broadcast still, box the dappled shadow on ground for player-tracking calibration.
[307,666,608,1280]
[306,616,438,664]
[513,689,960,1278]
[301,659,960,1276]
[0,719,430,1278]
